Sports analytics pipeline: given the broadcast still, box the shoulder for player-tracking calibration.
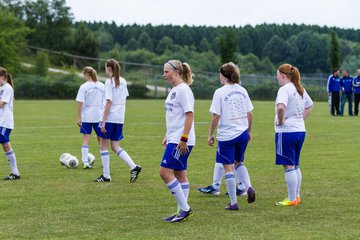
[3,83,13,92]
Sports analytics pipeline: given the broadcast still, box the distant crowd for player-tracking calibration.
[327,68,360,116]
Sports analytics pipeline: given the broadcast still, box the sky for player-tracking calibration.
[66,0,360,29]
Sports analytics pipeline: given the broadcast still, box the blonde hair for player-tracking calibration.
[278,63,304,97]
[220,62,240,84]
[167,60,194,85]
[82,66,98,82]
[0,67,14,90]
[105,59,121,88]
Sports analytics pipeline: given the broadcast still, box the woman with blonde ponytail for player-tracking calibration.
[275,63,313,206]
[0,67,20,180]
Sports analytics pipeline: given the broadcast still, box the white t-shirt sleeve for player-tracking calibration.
[209,90,221,115]
[179,87,194,113]
[303,89,313,109]
[1,86,12,103]
[105,80,113,101]
[276,87,288,107]
[123,80,129,97]
[75,86,85,103]
[245,91,254,112]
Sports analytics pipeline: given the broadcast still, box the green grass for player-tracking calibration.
[0,100,359,239]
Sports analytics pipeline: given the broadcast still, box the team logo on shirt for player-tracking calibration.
[170,92,176,100]
[0,90,3,97]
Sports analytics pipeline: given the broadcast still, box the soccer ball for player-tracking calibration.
[88,153,95,166]
[59,153,79,168]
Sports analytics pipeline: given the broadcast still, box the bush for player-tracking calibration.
[35,51,50,76]
[128,83,149,99]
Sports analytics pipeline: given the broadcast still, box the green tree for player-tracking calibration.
[198,37,211,52]
[35,51,49,76]
[218,29,238,63]
[329,31,341,71]
[0,10,30,72]
[155,36,174,54]
[70,22,99,58]
[96,25,114,52]
[126,37,139,51]
[138,31,153,51]
[262,35,290,64]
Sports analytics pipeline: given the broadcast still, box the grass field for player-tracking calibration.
[0,100,359,240]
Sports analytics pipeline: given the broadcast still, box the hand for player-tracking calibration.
[248,132,252,142]
[162,136,167,147]
[77,118,82,128]
[101,121,107,133]
[177,141,189,155]
[327,92,331,97]
[208,135,215,146]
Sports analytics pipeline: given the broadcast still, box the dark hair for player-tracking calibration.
[83,66,98,82]
[166,60,194,85]
[278,63,304,97]
[0,67,14,90]
[220,62,240,84]
[332,69,338,75]
[105,59,121,88]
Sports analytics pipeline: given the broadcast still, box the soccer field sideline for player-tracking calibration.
[0,99,359,239]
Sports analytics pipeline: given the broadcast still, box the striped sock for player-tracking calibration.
[100,151,110,178]
[167,179,189,211]
[81,145,89,165]
[225,172,237,205]
[235,163,252,190]
[212,162,224,190]
[6,150,19,176]
[295,166,302,198]
[285,168,297,201]
[116,148,136,170]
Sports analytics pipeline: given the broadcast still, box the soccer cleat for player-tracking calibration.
[83,164,93,169]
[276,198,298,206]
[225,203,239,210]
[4,173,21,180]
[296,196,301,205]
[198,185,220,196]
[163,210,181,222]
[170,208,193,223]
[130,166,142,182]
[94,175,111,182]
[226,188,247,196]
[247,187,256,203]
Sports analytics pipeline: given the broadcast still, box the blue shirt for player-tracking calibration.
[353,76,360,94]
[340,76,353,93]
[327,75,340,92]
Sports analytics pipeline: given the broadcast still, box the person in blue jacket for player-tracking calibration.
[327,69,341,116]
[353,69,360,116]
[340,69,353,116]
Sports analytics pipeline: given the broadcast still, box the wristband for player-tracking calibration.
[180,134,188,142]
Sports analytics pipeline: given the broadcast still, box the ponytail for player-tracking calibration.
[0,67,14,90]
[83,66,98,82]
[166,60,194,85]
[105,59,121,88]
[278,64,304,97]
[220,62,240,84]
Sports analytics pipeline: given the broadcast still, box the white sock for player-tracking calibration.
[225,172,237,205]
[81,145,89,165]
[212,162,224,190]
[116,148,136,170]
[285,168,297,201]
[100,151,110,178]
[178,182,190,210]
[295,166,302,198]
[235,163,252,189]
[6,150,19,175]
[167,179,189,211]
[237,182,246,191]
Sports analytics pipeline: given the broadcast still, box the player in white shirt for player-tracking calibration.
[161,60,195,223]
[76,66,104,169]
[206,62,255,210]
[94,59,141,183]
[0,67,20,180]
[275,64,313,206]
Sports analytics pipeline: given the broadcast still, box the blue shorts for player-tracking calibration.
[0,127,11,144]
[97,123,124,141]
[160,143,193,171]
[80,122,100,135]
[275,132,306,166]
[216,130,248,165]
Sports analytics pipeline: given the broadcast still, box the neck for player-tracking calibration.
[172,77,184,87]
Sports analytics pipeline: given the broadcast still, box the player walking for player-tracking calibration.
[275,64,313,206]
[160,60,195,223]
[94,59,141,182]
[0,67,20,180]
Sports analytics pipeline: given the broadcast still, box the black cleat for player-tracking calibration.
[130,166,142,182]
[94,175,111,182]
[4,173,21,180]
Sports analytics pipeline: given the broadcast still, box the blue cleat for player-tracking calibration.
[198,185,220,196]
[170,208,193,223]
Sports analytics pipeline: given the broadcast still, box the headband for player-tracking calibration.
[220,67,232,79]
[167,62,177,71]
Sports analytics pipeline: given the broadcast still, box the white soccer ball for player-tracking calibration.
[59,153,79,168]
[88,153,95,166]
[59,153,72,166]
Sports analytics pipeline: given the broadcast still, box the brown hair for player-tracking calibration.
[0,67,14,90]
[278,63,304,97]
[167,60,194,85]
[105,59,121,88]
[82,66,98,82]
[219,62,240,84]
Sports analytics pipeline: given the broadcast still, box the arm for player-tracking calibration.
[247,112,253,142]
[303,106,313,120]
[208,113,220,146]
[276,103,286,126]
[327,76,331,96]
[101,100,112,133]
[77,102,83,127]
[0,101,5,108]
[177,111,194,155]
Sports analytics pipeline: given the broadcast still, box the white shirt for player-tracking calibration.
[102,77,129,124]
[0,83,14,129]
[76,81,105,123]
[210,84,253,141]
[165,83,195,146]
[275,83,313,133]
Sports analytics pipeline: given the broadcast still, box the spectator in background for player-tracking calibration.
[353,69,360,116]
[340,69,354,116]
[327,69,341,116]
